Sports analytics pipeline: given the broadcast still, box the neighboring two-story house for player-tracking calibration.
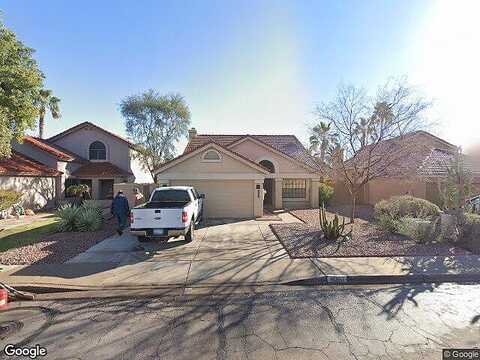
[1,122,136,208]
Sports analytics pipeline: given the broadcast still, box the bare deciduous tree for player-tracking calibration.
[315,77,432,223]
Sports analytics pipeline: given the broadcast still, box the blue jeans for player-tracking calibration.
[115,213,128,231]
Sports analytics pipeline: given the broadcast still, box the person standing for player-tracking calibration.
[111,190,130,235]
[133,187,145,207]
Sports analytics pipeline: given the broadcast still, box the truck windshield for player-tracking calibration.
[151,190,191,202]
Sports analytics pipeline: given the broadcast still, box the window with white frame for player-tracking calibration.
[202,149,222,162]
[282,179,306,198]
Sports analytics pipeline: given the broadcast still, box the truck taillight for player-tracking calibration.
[182,211,188,223]
[129,212,134,224]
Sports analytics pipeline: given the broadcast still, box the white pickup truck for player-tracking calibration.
[130,186,204,242]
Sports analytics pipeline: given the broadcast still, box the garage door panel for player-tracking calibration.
[170,180,254,218]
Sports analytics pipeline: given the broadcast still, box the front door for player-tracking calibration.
[263,178,274,208]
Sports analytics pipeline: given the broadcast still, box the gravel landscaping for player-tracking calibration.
[0,217,116,265]
[270,208,471,258]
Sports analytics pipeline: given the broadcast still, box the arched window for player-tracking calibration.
[89,141,106,160]
[202,149,222,162]
[259,159,275,173]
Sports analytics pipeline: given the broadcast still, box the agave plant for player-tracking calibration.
[75,208,103,232]
[56,204,80,232]
[318,205,352,240]
[81,200,104,219]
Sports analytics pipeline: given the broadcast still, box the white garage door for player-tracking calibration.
[170,180,254,218]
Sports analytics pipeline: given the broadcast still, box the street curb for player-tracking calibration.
[284,273,480,286]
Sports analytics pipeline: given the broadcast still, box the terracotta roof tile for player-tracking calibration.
[23,136,77,161]
[0,151,61,177]
[71,162,133,177]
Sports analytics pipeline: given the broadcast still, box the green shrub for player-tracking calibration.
[375,195,441,220]
[81,200,103,218]
[462,212,480,250]
[397,217,433,243]
[0,190,23,211]
[75,208,103,232]
[376,213,400,233]
[56,204,81,232]
[319,183,334,207]
[66,184,89,197]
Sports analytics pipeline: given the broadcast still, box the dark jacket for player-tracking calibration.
[111,193,130,216]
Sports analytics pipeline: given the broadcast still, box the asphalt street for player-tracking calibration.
[0,283,479,359]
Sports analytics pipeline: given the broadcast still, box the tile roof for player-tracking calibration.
[71,162,133,178]
[47,121,135,148]
[343,131,480,179]
[418,148,480,177]
[0,151,61,177]
[184,134,321,171]
[22,136,78,162]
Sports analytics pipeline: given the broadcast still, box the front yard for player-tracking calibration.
[271,206,472,258]
[0,216,116,265]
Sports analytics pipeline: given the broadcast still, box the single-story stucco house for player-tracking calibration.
[0,122,136,209]
[333,131,480,207]
[154,128,323,219]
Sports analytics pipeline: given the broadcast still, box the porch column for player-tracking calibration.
[274,178,283,209]
[310,179,320,208]
[254,179,264,217]
[91,179,100,199]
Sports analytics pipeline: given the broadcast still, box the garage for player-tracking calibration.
[170,179,255,218]
[154,143,268,219]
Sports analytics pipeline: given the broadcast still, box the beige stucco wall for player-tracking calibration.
[51,127,132,173]
[170,179,258,218]
[229,139,311,175]
[159,147,263,177]
[366,178,427,205]
[0,176,56,209]
[12,142,58,168]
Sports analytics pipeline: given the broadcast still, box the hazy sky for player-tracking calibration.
[2,0,479,154]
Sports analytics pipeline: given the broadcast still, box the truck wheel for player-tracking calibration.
[185,222,195,242]
[137,235,149,242]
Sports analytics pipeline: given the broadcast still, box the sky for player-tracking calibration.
[2,0,480,172]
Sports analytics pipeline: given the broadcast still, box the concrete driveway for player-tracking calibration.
[59,213,323,287]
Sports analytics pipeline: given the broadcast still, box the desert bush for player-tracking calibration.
[319,183,334,207]
[66,184,89,197]
[375,195,440,220]
[0,190,22,211]
[56,204,81,232]
[462,212,480,250]
[397,217,434,243]
[75,208,103,232]
[376,213,400,233]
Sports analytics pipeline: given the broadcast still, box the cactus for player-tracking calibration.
[318,205,352,240]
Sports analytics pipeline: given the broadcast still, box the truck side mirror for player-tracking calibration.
[199,194,205,199]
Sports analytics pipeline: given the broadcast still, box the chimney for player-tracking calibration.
[188,128,197,140]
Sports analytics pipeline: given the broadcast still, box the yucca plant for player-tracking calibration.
[318,205,352,240]
[75,208,103,232]
[56,204,80,232]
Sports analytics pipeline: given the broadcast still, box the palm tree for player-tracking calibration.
[34,89,61,139]
[354,117,375,147]
[309,121,332,163]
